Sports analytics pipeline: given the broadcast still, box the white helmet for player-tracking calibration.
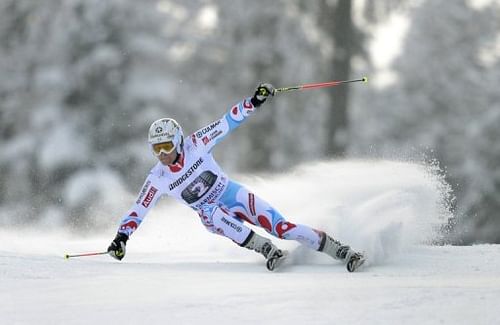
[148,118,184,156]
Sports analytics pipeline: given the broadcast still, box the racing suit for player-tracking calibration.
[116,97,323,250]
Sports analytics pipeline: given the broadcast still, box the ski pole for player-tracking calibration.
[64,251,109,259]
[273,76,368,95]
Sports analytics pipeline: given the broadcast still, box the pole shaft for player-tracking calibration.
[274,77,367,94]
[65,251,108,259]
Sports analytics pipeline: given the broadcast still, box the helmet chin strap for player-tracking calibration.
[173,137,184,164]
[171,151,181,165]
[170,138,184,165]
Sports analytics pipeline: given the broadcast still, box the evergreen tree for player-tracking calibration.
[350,0,500,243]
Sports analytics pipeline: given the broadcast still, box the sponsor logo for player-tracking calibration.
[151,126,173,140]
[136,181,152,204]
[193,180,226,209]
[141,186,158,208]
[169,157,204,191]
[202,136,209,145]
[196,121,221,138]
[209,130,222,140]
[221,216,243,233]
[181,170,217,204]
[191,134,197,146]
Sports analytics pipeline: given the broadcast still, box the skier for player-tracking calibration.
[107,83,365,272]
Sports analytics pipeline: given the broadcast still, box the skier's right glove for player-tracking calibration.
[251,83,275,107]
[107,232,129,261]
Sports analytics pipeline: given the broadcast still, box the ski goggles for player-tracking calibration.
[152,141,176,156]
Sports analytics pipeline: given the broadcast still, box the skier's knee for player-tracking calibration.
[275,221,297,239]
[256,216,297,239]
[256,214,294,239]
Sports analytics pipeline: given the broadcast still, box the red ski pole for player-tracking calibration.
[274,77,368,94]
[64,251,109,259]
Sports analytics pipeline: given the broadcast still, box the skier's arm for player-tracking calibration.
[108,173,162,260]
[191,83,274,153]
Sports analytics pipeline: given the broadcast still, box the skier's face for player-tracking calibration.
[158,150,178,166]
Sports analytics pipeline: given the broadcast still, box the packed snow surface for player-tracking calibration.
[1,160,499,324]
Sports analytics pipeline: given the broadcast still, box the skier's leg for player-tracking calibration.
[240,230,283,260]
[197,204,281,259]
[220,181,360,264]
[219,181,322,249]
[317,232,357,262]
[198,204,251,244]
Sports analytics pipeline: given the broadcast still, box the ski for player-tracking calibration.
[266,250,288,271]
[347,253,366,272]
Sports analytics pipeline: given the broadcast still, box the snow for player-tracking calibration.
[1,160,499,325]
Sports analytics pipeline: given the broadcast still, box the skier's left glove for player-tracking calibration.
[107,232,129,261]
[251,83,275,107]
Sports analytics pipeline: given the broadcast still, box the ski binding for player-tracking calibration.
[266,250,288,271]
[347,253,366,272]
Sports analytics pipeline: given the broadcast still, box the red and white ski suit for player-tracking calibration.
[116,97,323,249]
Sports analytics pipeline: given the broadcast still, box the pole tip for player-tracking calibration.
[64,254,69,259]
[362,77,368,83]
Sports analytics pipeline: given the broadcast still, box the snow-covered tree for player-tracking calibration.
[0,0,330,229]
[350,0,500,243]
[0,0,178,228]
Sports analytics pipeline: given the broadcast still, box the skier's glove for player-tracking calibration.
[107,232,129,261]
[251,83,275,107]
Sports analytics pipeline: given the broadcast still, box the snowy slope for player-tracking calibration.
[1,160,499,325]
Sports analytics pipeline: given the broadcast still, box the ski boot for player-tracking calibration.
[318,232,365,272]
[261,242,287,271]
[242,231,286,271]
[346,252,365,272]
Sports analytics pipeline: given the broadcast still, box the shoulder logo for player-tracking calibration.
[136,180,152,204]
[141,186,158,208]
[196,121,221,138]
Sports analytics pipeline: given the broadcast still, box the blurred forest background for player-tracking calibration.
[1,0,499,244]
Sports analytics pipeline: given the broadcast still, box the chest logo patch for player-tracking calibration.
[181,171,218,204]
